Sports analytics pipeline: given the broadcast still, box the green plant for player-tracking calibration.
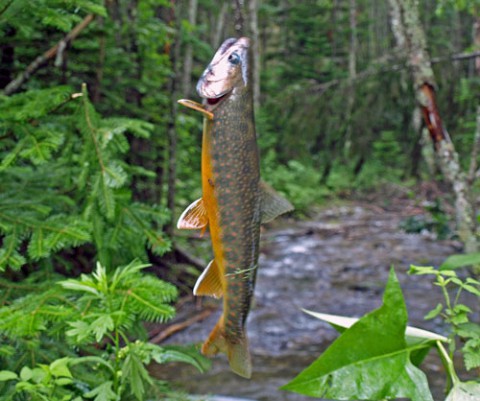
[262,159,330,215]
[0,84,171,272]
[0,260,210,401]
[411,254,480,375]
[283,267,480,401]
[400,199,452,239]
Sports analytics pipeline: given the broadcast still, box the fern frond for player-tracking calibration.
[25,215,91,260]
[40,7,81,31]
[101,118,154,139]
[0,87,72,122]
[121,204,171,256]
[93,172,116,220]
[103,161,128,189]
[18,126,65,165]
[0,285,72,338]
[0,233,25,271]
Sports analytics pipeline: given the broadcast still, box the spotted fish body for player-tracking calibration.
[178,37,293,378]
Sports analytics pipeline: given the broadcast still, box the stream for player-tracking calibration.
[151,199,468,401]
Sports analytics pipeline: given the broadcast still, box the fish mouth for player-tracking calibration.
[206,91,230,106]
[200,87,232,110]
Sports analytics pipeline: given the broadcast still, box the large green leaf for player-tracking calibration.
[302,310,448,342]
[84,381,117,401]
[0,370,18,381]
[302,310,447,368]
[282,269,434,401]
[439,253,480,271]
[445,381,480,401]
[151,345,212,373]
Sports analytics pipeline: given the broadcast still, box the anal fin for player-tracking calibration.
[194,259,223,298]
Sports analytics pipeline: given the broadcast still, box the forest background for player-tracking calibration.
[0,0,479,399]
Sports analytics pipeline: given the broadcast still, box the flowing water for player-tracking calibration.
[151,200,470,401]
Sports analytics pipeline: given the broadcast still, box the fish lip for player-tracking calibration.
[196,76,231,99]
[206,91,230,106]
[198,85,232,109]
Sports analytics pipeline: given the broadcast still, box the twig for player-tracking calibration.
[311,50,480,94]
[0,0,14,17]
[149,308,214,344]
[2,14,95,96]
[433,50,480,63]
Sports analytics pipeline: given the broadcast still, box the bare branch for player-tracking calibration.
[310,50,480,95]
[2,14,95,96]
[0,0,14,17]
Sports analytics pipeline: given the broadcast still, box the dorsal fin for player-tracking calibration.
[259,181,294,223]
[194,259,223,298]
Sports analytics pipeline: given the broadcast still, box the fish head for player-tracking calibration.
[197,37,250,110]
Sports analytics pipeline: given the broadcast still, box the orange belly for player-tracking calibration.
[201,118,226,287]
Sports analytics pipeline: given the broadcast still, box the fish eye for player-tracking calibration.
[228,52,241,65]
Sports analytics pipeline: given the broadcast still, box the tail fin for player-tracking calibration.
[201,317,252,378]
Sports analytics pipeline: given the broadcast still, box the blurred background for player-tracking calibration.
[0,1,479,400]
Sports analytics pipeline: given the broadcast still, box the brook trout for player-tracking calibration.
[177,37,293,378]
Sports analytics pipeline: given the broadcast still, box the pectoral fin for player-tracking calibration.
[178,99,214,120]
[194,259,223,298]
[177,198,208,230]
[260,181,294,223]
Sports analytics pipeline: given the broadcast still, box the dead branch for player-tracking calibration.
[311,50,480,94]
[149,307,214,344]
[3,14,95,96]
[0,0,14,17]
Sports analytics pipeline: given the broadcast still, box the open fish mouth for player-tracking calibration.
[206,90,230,106]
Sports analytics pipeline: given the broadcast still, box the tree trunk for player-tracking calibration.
[247,0,260,110]
[0,25,15,89]
[348,0,357,80]
[389,0,478,253]
[344,0,357,157]
[212,2,228,49]
[233,0,245,36]
[165,1,182,242]
[181,0,197,97]
[474,13,480,75]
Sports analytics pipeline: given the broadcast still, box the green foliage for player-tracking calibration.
[284,267,480,400]
[435,0,480,15]
[0,84,171,271]
[61,260,177,344]
[410,262,480,372]
[400,200,452,239]
[0,260,210,401]
[0,0,106,32]
[263,159,329,215]
[283,269,435,401]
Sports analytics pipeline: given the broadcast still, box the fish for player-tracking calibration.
[177,37,293,378]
